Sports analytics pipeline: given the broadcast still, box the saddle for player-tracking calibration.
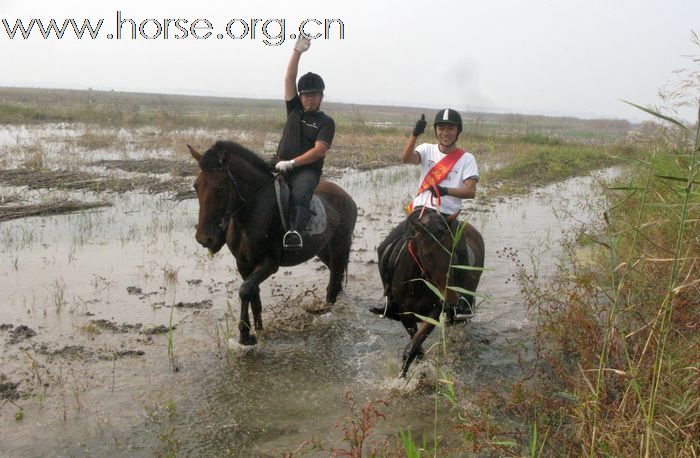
[273,175,327,236]
[379,237,405,288]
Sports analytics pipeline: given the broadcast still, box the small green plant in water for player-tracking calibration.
[399,428,427,458]
[167,292,179,372]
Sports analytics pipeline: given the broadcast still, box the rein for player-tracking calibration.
[406,208,452,284]
[218,166,274,232]
[407,240,426,277]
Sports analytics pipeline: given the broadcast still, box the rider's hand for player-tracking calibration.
[275,160,295,172]
[429,185,448,197]
[412,114,427,137]
[294,36,311,54]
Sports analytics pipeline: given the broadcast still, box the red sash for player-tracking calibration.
[406,149,464,214]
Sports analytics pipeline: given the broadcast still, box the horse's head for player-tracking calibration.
[407,209,461,306]
[188,144,235,253]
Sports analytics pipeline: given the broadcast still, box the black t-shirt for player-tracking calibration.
[279,95,335,173]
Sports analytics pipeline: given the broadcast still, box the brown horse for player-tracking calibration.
[188,141,357,346]
[379,208,484,377]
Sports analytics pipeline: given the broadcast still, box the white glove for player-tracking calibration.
[294,36,311,53]
[275,160,295,172]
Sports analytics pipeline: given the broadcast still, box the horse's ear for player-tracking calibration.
[447,210,462,224]
[408,215,428,236]
[187,145,202,163]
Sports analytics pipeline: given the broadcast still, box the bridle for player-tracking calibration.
[215,165,274,233]
[405,211,453,286]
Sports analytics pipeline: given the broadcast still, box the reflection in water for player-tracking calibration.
[0,165,612,455]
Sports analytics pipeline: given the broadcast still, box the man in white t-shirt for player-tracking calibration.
[371,108,479,321]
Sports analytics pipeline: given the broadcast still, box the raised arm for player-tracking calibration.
[284,37,311,101]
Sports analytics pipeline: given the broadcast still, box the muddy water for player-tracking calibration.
[0,165,608,456]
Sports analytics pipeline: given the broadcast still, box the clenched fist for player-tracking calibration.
[275,160,295,172]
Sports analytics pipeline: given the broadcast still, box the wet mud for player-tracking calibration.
[89,159,198,177]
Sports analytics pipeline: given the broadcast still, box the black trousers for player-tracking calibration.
[288,167,320,232]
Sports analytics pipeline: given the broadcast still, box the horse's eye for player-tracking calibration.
[215,188,227,198]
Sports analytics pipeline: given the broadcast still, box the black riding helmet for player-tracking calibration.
[298,72,325,94]
[433,108,463,133]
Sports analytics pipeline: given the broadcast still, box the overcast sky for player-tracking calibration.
[2,0,698,121]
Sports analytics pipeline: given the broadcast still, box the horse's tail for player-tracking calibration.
[342,201,358,286]
[343,243,351,287]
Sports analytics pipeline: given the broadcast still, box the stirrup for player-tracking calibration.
[283,230,303,249]
[452,296,474,322]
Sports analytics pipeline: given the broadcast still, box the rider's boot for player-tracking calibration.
[451,245,475,321]
[284,204,311,250]
[284,204,312,250]
[452,296,475,322]
[369,296,398,319]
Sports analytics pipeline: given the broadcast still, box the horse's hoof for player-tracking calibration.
[239,334,257,346]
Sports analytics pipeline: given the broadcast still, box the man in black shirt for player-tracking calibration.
[275,36,336,249]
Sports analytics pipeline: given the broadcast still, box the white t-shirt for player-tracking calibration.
[411,143,479,214]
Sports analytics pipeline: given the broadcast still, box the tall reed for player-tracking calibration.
[516,97,698,455]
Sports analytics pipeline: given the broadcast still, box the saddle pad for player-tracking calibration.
[306,195,327,235]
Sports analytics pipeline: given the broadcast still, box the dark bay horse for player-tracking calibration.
[188,141,357,346]
[380,208,484,377]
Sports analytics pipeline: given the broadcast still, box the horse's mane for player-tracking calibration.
[200,140,272,175]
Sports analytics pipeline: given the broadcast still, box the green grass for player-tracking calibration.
[487,143,638,187]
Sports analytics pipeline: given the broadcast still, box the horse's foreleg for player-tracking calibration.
[250,292,263,331]
[400,315,418,339]
[237,259,278,346]
[400,315,424,361]
[400,315,438,378]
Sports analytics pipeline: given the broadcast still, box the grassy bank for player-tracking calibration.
[504,108,699,455]
[478,140,639,192]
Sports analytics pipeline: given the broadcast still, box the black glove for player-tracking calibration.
[412,114,426,137]
[429,185,448,197]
